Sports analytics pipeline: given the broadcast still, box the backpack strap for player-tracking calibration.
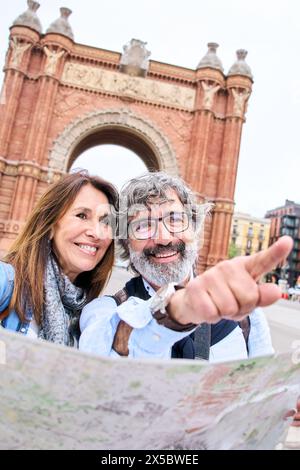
[0,306,9,321]
[109,276,149,306]
[194,323,211,360]
[111,276,212,361]
[238,316,251,352]
[111,288,129,306]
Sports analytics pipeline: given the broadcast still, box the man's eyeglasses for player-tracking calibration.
[129,212,190,240]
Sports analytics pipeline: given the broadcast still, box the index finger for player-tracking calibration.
[245,236,293,280]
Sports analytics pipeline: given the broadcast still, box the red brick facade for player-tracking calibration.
[0,24,252,271]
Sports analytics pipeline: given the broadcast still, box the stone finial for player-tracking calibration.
[197,42,224,72]
[46,7,74,40]
[120,38,151,77]
[12,0,42,34]
[228,49,253,78]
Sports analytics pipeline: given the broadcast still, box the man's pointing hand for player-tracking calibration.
[168,236,293,325]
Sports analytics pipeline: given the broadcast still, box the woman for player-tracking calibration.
[0,171,118,346]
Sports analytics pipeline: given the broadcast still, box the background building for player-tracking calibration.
[0,3,253,272]
[229,212,270,257]
[265,200,300,286]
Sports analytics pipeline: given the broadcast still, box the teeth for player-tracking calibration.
[78,244,97,253]
[155,252,177,258]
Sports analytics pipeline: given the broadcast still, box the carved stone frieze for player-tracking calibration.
[162,112,193,143]
[61,62,196,110]
[53,88,88,117]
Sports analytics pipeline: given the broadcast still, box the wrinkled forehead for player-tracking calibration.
[129,189,184,220]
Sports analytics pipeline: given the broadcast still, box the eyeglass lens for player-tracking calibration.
[130,212,189,239]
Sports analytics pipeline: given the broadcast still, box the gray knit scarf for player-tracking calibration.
[38,255,87,347]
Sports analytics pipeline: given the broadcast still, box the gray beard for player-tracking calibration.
[129,241,198,287]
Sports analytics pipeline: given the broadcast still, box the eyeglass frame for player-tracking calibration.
[128,211,191,240]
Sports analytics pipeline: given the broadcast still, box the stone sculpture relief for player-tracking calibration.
[163,111,193,143]
[61,62,195,110]
[120,38,151,76]
[44,47,65,75]
[232,88,250,116]
[53,89,88,117]
[9,38,31,68]
[201,81,220,109]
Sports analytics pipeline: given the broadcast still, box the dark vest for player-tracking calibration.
[111,276,250,361]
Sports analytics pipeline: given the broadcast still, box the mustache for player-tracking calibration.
[143,241,186,257]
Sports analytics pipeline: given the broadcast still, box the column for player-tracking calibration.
[185,69,224,194]
[0,32,38,158]
[207,77,252,266]
[10,38,70,219]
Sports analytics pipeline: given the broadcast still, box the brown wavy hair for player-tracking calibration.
[4,171,118,324]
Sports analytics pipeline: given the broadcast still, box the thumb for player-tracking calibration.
[245,236,293,281]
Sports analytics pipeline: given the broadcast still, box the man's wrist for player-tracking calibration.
[152,308,196,332]
[151,285,197,332]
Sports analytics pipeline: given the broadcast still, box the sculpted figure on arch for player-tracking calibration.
[232,88,250,116]
[44,47,65,75]
[201,81,220,109]
[9,38,31,68]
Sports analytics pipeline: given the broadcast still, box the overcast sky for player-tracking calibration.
[0,0,299,217]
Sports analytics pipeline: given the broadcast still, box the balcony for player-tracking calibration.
[280,227,296,237]
[282,216,296,228]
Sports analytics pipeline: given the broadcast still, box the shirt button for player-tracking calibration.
[153,334,160,342]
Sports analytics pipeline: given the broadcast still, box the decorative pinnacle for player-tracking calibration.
[228,49,253,78]
[197,42,224,72]
[12,0,42,34]
[46,7,74,40]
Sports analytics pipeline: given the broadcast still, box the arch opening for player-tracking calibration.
[70,143,148,190]
[49,109,179,177]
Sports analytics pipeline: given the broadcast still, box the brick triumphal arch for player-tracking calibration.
[0,3,253,271]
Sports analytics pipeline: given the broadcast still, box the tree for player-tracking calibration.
[228,243,241,259]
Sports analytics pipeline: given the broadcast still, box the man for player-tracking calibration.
[79,172,292,361]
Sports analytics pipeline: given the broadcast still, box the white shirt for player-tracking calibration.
[79,278,274,361]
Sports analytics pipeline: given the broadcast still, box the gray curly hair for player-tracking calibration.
[118,171,212,260]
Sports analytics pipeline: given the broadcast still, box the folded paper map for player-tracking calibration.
[0,328,299,450]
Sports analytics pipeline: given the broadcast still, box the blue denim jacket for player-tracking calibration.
[0,261,31,334]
